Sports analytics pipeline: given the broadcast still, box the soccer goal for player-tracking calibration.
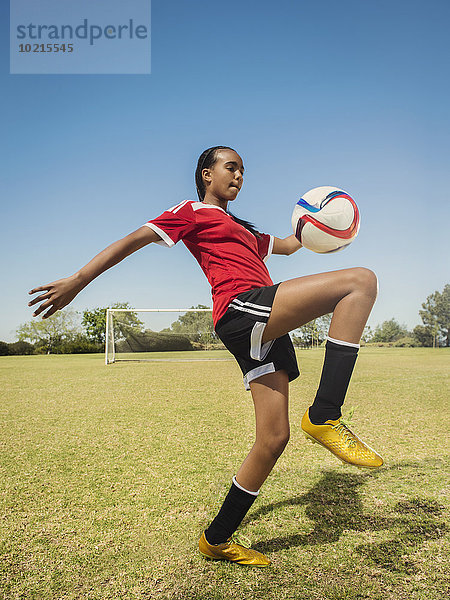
[105,307,227,364]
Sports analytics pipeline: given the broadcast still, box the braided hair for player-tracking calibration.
[195,146,261,238]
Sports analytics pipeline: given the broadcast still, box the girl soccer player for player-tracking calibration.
[28,146,382,567]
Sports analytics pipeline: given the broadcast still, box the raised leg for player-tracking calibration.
[260,267,383,469]
[262,267,378,344]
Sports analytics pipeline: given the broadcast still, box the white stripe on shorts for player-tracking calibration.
[243,362,276,390]
[250,321,275,361]
[231,297,271,313]
[229,303,272,318]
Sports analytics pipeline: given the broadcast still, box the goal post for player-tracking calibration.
[105,307,225,364]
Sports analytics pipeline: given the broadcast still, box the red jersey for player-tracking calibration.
[145,200,274,325]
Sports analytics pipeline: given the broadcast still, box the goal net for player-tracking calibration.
[105,307,227,364]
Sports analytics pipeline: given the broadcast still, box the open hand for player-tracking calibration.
[28,275,84,319]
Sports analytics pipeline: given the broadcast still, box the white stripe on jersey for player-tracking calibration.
[144,223,175,247]
[229,303,272,318]
[191,202,227,213]
[232,297,271,313]
[167,199,191,214]
[263,235,274,263]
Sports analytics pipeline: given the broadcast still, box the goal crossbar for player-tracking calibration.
[106,308,213,312]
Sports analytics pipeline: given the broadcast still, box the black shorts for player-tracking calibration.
[215,284,300,390]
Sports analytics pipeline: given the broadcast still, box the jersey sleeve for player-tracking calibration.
[256,233,274,263]
[144,200,196,247]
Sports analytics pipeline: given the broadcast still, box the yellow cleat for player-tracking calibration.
[199,532,271,567]
[301,408,383,469]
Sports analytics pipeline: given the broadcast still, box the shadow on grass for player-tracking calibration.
[247,460,447,573]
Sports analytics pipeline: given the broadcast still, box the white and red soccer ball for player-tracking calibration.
[292,186,360,253]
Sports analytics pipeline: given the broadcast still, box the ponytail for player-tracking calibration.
[226,211,261,239]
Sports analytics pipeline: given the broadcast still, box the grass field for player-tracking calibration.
[1,348,449,600]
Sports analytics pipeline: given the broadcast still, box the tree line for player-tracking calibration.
[0,284,448,355]
[293,284,449,348]
[0,302,131,356]
[1,303,217,356]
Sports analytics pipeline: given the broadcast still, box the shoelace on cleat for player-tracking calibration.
[332,407,357,448]
[230,533,252,549]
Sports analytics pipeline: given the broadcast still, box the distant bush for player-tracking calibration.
[0,336,101,355]
[116,330,193,352]
[59,336,102,354]
[393,336,417,347]
[371,318,410,343]
[6,341,35,355]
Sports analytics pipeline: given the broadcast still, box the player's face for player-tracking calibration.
[203,150,244,201]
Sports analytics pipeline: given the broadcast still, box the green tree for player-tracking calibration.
[419,284,450,347]
[164,305,217,348]
[83,302,143,344]
[292,320,319,348]
[371,319,409,343]
[82,307,108,343]
[291,314,332,348]
[317,313,332,339]
[16,308,81,353]
[412,325,433,347]
[361,325,373,343]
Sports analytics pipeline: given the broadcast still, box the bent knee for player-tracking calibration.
[352,267,378,299]
[258,429,290,459]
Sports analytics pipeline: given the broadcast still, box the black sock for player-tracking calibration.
[205,478,258,545]
[309,339,359,425]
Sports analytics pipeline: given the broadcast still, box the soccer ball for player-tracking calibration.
[292,186,360,253]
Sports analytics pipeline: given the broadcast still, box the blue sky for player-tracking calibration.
[1,0,449,341]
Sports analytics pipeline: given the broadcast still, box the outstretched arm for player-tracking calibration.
[28,226,161,319]
[272,234,302,256]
